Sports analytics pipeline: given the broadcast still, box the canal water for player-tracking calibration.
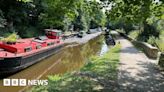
[0,35,109,92]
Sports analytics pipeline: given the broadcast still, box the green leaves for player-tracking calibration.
[106,0,163,24]
[0,9,6,28]
[40,0,79,29]
[0,0,107,37]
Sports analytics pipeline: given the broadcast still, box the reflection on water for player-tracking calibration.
[0,35,108,92]
[99,41,109,56]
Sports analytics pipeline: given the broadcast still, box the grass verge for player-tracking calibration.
[29,44,121,92]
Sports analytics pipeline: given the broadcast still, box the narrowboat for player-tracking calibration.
[77,31,86,38]
[0,29,64,74]
[104,30,116,45]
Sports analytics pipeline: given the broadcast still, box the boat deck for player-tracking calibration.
[0,38,63,58]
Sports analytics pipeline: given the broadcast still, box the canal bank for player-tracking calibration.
[30,43,121,92]
[64,32,102,45]
[0,32,105,92]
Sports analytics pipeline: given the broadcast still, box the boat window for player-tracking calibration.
[24,47,32,52]
[47,42,51,46]
[58,32,62,36]
[48,31,52,36]
[0,48,4,51]
[52,32,56,36]
[47,42,55,46]
[35,36,48,41]
[36,45,42,49]
[51,42,55,45]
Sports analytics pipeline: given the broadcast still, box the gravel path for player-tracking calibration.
[117,37,164,92]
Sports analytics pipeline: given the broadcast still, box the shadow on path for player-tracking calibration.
[117,38,164,92]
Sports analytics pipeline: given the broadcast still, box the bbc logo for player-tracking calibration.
[3,79,26,86]
[3,79,48,86]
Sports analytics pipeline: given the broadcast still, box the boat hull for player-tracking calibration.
[0,44,64,75]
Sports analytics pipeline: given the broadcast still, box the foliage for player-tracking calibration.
[147,36,164,52]
[0,9,6,28]
[40,0,78,30]
[147,36,157,46]
[40,0,106,31]
[104,0,163,39]
[0,0,106,37]
[137,23,160,41]
[155,39,164,52]
[127,29,164,52]
[128,30,139,40]
[73,0,106,31]
[105,0,163,23]
[73,0,90,31]
[0,0,163,38]
[103,0,164,51]
[1,33,18,42]
[89,0,107,29]
[17,26,40,38]
[0,0,44,37]
[30,44,121,92]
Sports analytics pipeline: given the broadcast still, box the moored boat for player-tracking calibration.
[104,29,116,45]
[0,29,64,74]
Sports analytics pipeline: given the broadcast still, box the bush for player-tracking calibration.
[128,30,139,40]
[147,36,156,46]
[1,33,18,42]
[17,26,41,38]
[155,38,164,52]
[127,29,164,52]
[147,36,164,52]
[138,23,160,42]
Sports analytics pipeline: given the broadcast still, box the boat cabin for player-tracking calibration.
[0,29,62,56]
[45,29,62,39]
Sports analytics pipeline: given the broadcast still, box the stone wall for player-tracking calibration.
[159,53,164,68]
[132,41,159,59]
[119,32,159,59]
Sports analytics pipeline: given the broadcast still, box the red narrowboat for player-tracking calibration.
[0,29,64,74]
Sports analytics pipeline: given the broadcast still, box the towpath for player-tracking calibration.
[117,37,164,92]
[64,32,102,44]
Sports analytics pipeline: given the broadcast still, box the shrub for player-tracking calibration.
[147,36,164,52]
[128,30,139,40]
[147,36,156,46]
[155,39,164,52]
[1,33,18,42]
[17,26,41,38]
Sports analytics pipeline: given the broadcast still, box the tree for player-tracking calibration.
[89,0,106,28]
[73,0,106,31]
[103,0,163,40]
[0,0,107,37]
[0,9,6,28]
[39,0,79,30]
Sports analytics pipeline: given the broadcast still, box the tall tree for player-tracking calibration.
[40,0,79,29]
[103,0,163,38]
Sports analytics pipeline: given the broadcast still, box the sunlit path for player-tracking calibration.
[117,37,164,92]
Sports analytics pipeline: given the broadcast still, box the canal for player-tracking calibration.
[0,35,109,92]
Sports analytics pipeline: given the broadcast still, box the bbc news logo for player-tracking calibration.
[3,79,48,86]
